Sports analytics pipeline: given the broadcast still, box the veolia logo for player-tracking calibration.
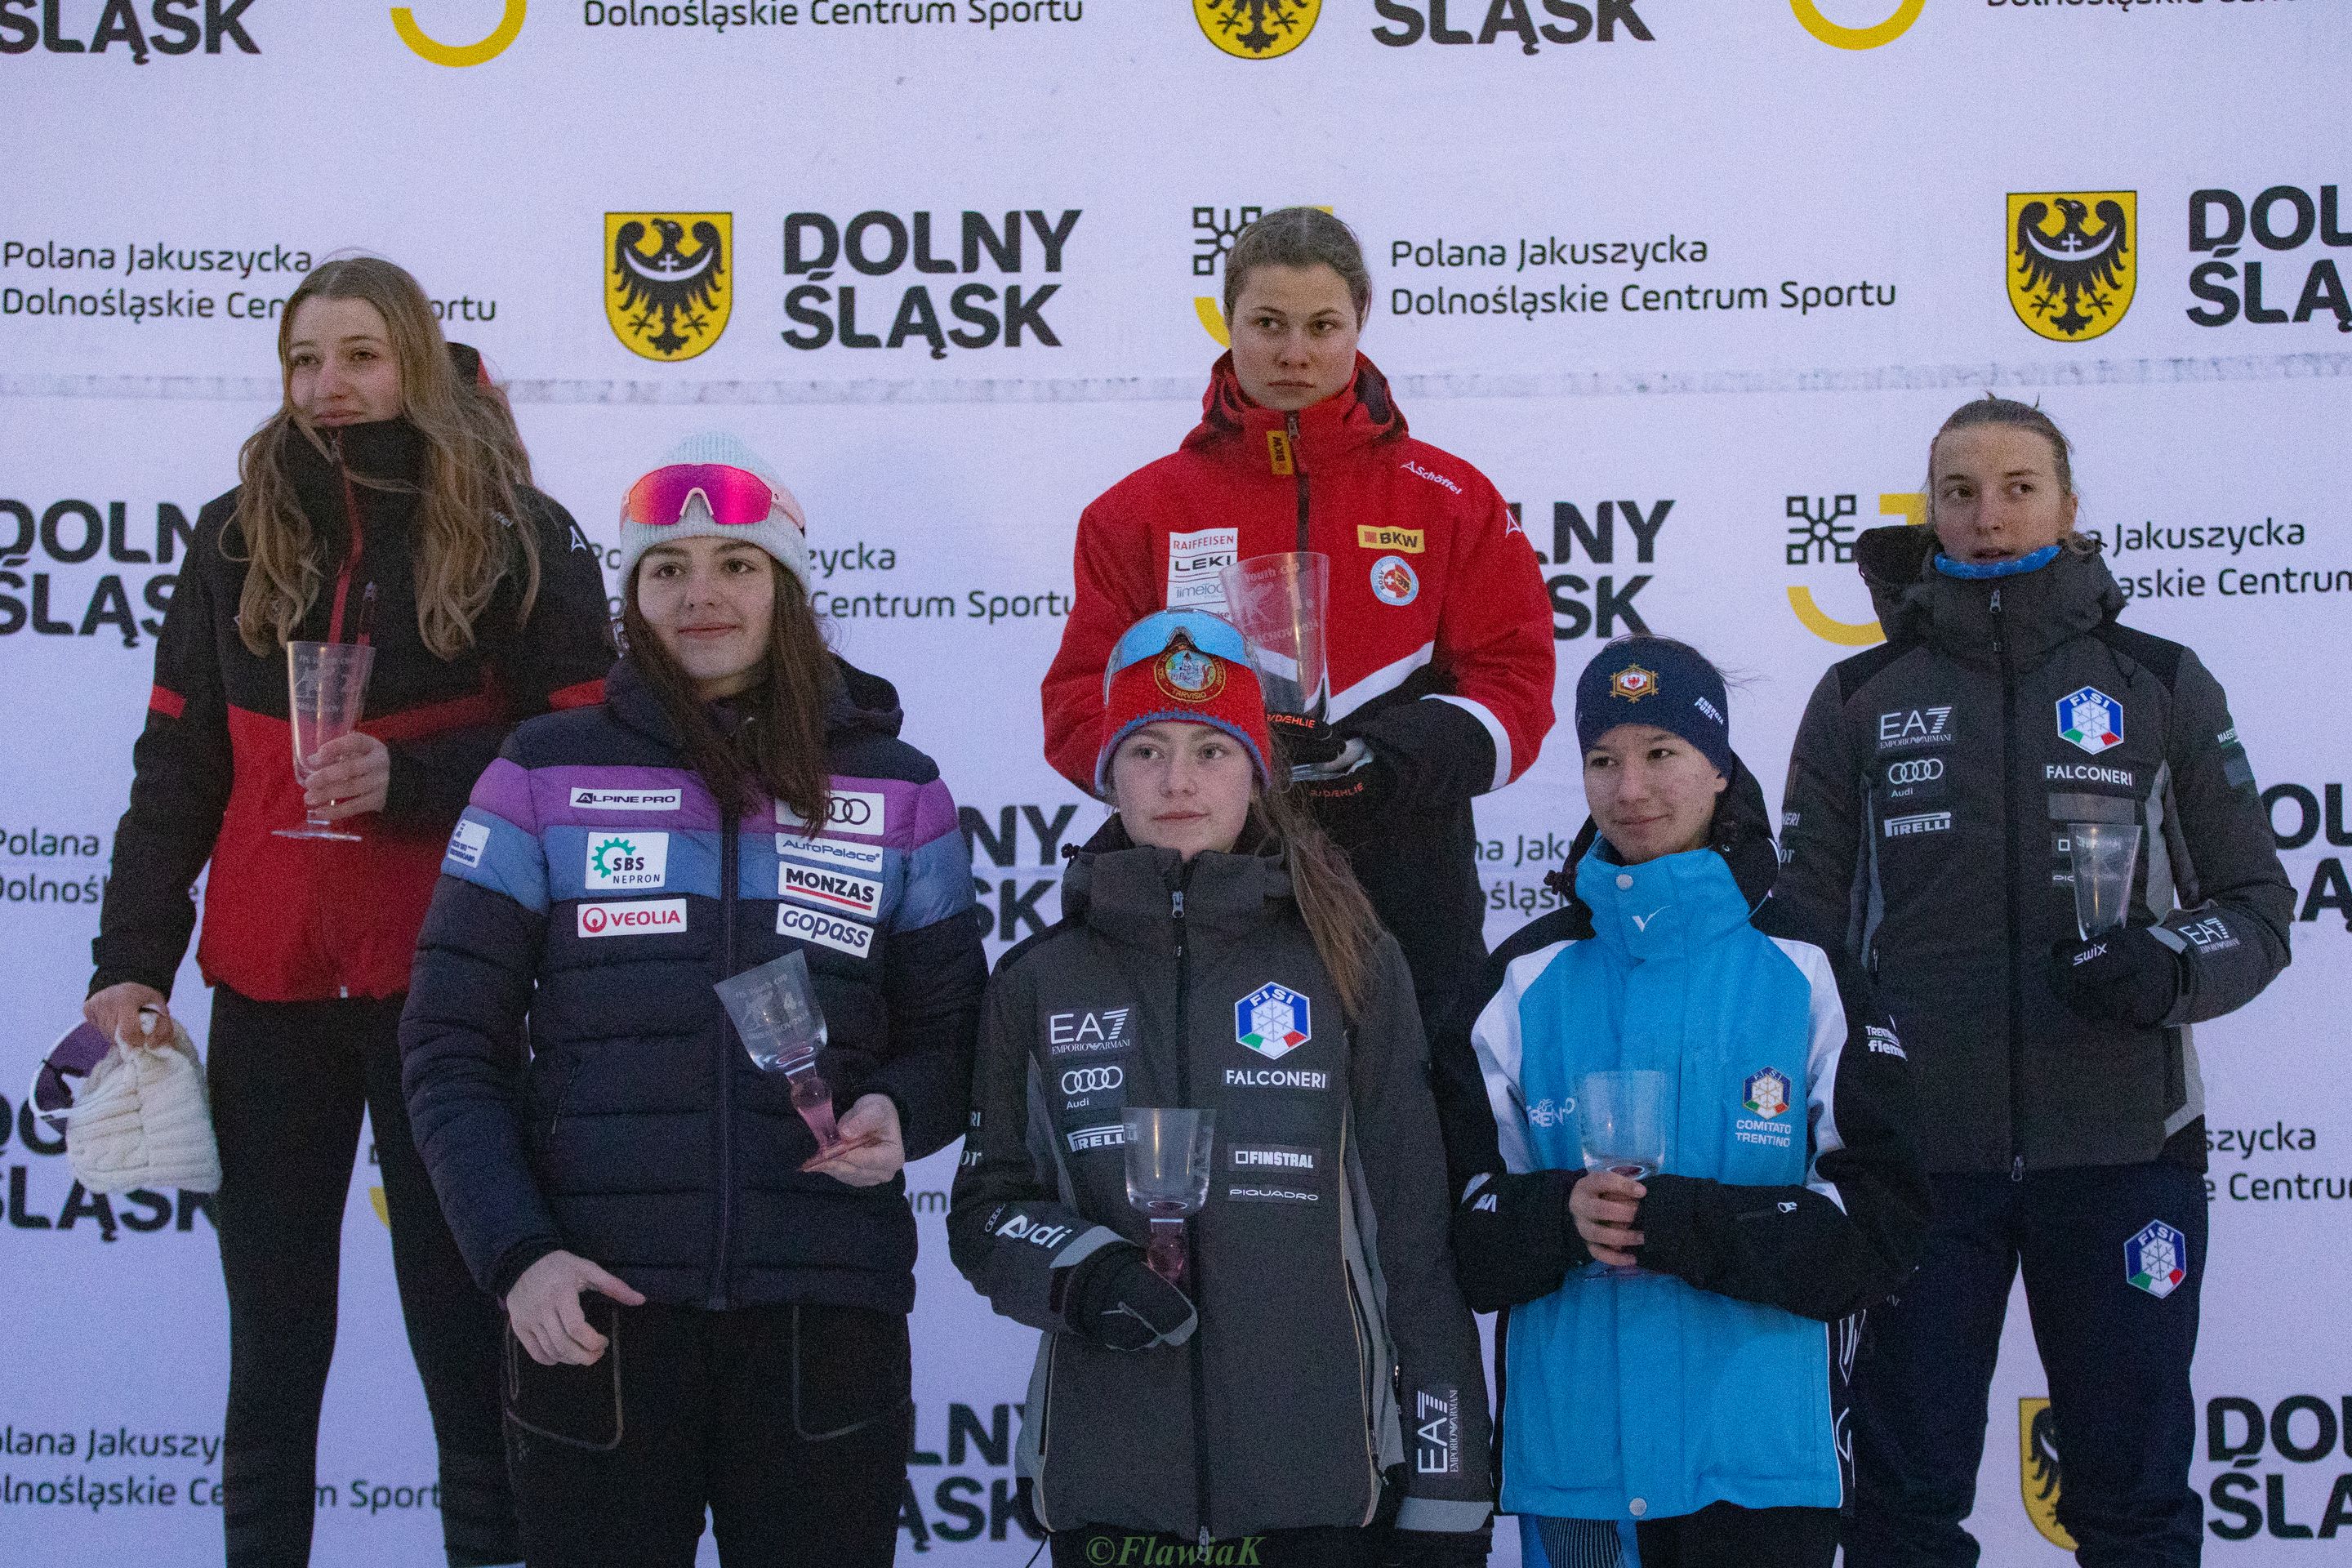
[1788,0,1922,51]
[392,0,525,66]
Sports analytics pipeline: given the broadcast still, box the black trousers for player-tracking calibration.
[1846,1162,2207,1567]
[1521,1504,1838,1568]
[209,987,515,1568]
[504,1301,911,1567]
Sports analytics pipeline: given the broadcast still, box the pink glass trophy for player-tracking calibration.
[1121,1107,1215,1285]
[716,951,885,1171]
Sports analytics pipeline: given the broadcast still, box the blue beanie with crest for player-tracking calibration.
[1574,637,1734,777]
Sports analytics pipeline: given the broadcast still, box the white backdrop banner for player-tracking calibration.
[3,2,2349,1562]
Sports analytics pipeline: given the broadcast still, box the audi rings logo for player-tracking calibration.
[1886,758,1944,786]
[1062,1066,1124,1095]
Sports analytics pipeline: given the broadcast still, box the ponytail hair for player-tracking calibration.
[1253,782,1385,1024]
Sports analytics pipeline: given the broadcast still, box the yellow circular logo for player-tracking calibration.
[1154,644,1227,704]
[1195,0,1321,60]
[1789,0,1922,51]
[392,0,527,67]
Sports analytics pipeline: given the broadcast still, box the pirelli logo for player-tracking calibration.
[1357,524,1423,554]
[1884,811,1953,839]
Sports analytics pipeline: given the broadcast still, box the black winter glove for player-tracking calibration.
[1063,1244,1197,1352]
[1267,710,1346,768]
[1376,1526,1492,1568]
[2048,927,2185,1028]
[1450,1169,1587,1312]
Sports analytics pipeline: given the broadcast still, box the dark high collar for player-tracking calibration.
[1060,816,1296,956]
[1181,351,1408,468]
[1541,752,1781,941]
[1857,523,2123,671]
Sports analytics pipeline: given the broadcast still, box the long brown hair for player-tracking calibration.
[1254,782,1385,1024]
[230,256,540,657]
[621,556,834,826]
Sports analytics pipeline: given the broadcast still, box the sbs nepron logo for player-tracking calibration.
[0,0,260,59]
[782,208,1080,359]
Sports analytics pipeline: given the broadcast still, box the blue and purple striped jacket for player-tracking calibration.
[399,655,986,1312]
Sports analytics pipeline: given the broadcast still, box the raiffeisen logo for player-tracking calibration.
[1788,0,1921,51]
[1783,489,1926,646]
[392,0,527,65]
[0,0,261,59]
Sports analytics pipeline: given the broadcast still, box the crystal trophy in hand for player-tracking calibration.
[276,640,374,841]
[1219,552,1330,720]
[716,951,884,1171]
[1578,1068,1668,1279]
[2067,822,2142,939]
[1122,1107,1215,1286]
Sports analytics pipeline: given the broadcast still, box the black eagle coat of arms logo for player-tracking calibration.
[2008,191,2136,342]
[605,212,732,361]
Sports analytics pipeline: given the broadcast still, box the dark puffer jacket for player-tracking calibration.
[948,820,1493,1543]
[399,655,986,1311]
[1775,527,2293,1174]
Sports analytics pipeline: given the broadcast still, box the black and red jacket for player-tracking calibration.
[1040,354,1556,1192]
[91,418,613,1004]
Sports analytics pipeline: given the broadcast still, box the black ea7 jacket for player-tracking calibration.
[1775,527,2292,1174]
[947,823,1493,1542]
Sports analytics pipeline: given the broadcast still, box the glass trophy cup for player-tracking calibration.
[2068,822,2142,939]
[276,640,374,841]
[1218,552,1330,720]
[1577,1068,1668,1279]
[716,951,885,1171]
[1121,1107,1216,1286]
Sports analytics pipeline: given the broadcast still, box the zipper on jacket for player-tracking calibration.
[1992,586,2028,1183]
[1171,883,1214,1550]
[327,440,368,644]
[1287,411,1310,556]
[710,809,742,1307]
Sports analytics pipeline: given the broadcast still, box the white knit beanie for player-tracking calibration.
[617,431,812,593]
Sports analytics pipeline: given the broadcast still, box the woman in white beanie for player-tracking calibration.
[400,433,986,1566]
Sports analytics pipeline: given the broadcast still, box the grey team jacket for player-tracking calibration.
[1775,526,2292,1174]
[947,826,1493,1541]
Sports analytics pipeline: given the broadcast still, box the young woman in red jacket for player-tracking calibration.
[1039,208,1556,1196]
[84,256,614,1568]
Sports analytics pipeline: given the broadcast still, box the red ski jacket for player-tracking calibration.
[1042,354,1553,798]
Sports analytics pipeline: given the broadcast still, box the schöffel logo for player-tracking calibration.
[1060,1066,1123,1096]
[577,898,686,938]
[783,208,1078,358]
[606,213,731,361]
[1195,0,1318,60]
[2008,192,2136,342]
[0,0,261,57]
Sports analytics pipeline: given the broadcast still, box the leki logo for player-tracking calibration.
[1783,489,1927,645]
[606,213,732,361]
[1195,0,1319,60]
[392,1,526,65]
[2009,192,2137,342]
[1788,0,1922,51]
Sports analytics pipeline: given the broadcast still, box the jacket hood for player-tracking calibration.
[1061,813,1296,955]
[1858,523,2123,668]
[1541,751,1780,938]
[1181,351,1409,461]
[278,417,426,543]
[604,651,906,752]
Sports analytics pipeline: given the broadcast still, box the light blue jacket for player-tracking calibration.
[1470,842,1905,1523]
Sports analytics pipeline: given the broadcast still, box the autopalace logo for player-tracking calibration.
[1782,488,1927,645]
[0,0,260,58]
[783,208,1078,359]
[2188,184,2352,334]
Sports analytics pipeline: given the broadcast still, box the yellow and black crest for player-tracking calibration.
[2019,1397,2079,1550]
[2008,192,2136,342]
[606,212,731,361]
[1195,0,1319,60]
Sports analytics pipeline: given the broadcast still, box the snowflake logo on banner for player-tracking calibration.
[1192,205,1264,278]
[2125,1219,2187,1298]
[1785,494,1860,566]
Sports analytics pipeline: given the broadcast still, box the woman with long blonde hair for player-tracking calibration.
[86,256,614,1568]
